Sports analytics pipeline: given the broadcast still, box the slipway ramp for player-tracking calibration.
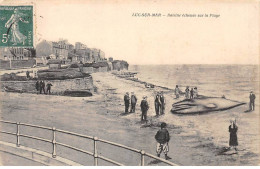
[171,96,246,115]
[0,141,81,166]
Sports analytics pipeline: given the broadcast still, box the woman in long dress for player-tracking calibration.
[229,120,238,150]
[5,8,29,45]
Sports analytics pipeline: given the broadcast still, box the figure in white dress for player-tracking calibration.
[5,8,29,45]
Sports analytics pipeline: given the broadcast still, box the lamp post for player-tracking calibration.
[9,56,12,69]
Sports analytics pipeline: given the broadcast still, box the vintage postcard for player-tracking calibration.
[0,0,259,166]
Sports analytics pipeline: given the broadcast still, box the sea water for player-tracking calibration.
[129,64,259,164]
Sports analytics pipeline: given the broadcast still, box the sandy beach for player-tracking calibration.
[0,71,259,165]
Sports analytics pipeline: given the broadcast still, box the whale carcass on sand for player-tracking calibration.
[171,96,246,115]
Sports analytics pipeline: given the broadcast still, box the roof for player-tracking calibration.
[48,59,62,64]
[83,62,108,68]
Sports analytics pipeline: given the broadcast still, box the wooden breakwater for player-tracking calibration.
[111,71,174,92]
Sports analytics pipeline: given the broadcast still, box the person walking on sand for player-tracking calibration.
[46,81,53,95]
[154,92,161,116]
[160,92,166,115]
[130,92,137,113]
[185,86,190,99]
[175,85,180,99]
[155,122,170,160]
[249,91,256,111]
[141,96,149,121]
[35,80,39,93]
[190,88,194,99]
[124,92,130,113]
[229,120,238,151]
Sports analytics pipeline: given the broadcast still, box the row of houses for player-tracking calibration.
[0,39,129,72]
[48,60,129,73]
[35,39,106,65]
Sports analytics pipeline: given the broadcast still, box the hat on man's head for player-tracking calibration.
[161,122,167,128]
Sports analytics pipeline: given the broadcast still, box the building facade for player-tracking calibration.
[0,47,31,60]
[36,39,73,61]
[75,42,87,50]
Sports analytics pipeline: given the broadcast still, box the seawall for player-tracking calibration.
[0,76,94,95]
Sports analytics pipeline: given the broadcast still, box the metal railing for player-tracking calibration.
[0,120,178,166]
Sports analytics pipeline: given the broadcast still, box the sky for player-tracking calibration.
[31,0,260,65]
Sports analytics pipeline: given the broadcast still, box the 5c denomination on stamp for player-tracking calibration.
[0,6,33,47]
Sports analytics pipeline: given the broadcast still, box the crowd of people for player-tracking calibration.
[35,80,53,94]
[123,85,257,158]
[175,85,198,99]
[123,91,166,122]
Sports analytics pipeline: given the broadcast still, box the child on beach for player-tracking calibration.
[155,122,170,160]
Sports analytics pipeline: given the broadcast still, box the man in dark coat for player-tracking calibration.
[39,81,43,94]
[155,122,170,159]
[140,96,149,121]
[26,71,30,79]
[41,81,46,94]
[124,92,130,113]
[190,88,194,99]
[154,93,161,116]
[159,92,166,115]
[130,92,137,113]
[249,91,256,111]
[35,81,39,93]
[46,81,53,94]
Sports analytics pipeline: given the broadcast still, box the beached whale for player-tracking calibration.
[171,96,246,115]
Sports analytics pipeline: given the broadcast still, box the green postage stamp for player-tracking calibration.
[0,6,33,47]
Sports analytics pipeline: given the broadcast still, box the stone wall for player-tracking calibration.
[0,59,36,70]
[1,76,94,95]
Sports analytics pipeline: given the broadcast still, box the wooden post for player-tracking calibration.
[140,150,145,166]
[93,137,98,166]
[52,127,56,158]
[16,122,20,147]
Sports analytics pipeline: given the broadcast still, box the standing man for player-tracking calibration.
[175,85,180,99]
[155,122,170,160]
[190,88,194,99]
[124,92,130,113]
[154,92,161,116]
[160,92,166,115]
[249,91,256,111]
[35,80,39,94]
[41,81,46,94]
[141,96,149,121]
[26,71,30,79]
[39,80,43,94]
[46,81,53,95]
[130,92,137,113]
[194,87,198,98]
[185,86,190,99]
